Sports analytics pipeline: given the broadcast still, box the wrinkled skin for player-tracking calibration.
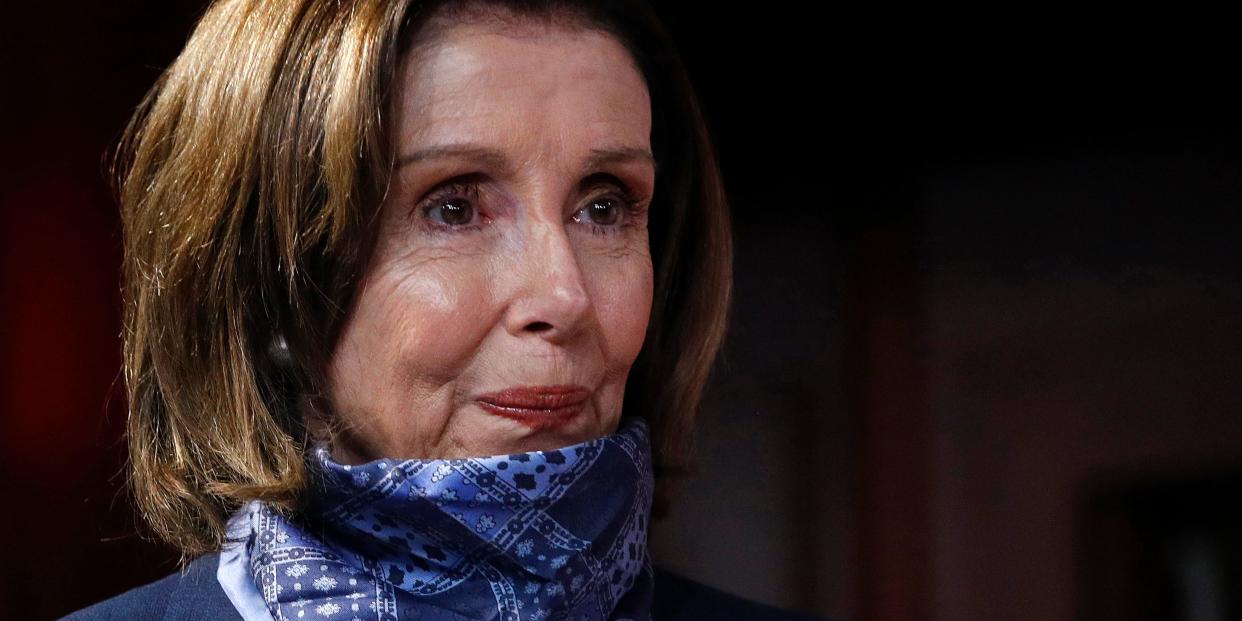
[318,18,656,463]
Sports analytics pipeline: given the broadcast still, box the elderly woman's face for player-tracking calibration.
[322,20,655,462]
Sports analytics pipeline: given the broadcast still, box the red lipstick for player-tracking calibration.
[475,385,590,431]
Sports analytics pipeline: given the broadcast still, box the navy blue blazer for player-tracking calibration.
[61,552,827,621]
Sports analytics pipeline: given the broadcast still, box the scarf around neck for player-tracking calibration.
[245,415,656,621]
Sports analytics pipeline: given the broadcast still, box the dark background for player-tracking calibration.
[2,3,1240,620]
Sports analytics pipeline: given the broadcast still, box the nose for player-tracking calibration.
[503,219,594,343]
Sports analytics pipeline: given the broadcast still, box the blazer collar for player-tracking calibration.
[162,552,244,621]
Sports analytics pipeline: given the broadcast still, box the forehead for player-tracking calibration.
[395,20,652,156]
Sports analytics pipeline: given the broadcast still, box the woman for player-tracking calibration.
[64,0,825,619]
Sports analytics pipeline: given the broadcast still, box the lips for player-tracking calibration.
[475,385,590,430]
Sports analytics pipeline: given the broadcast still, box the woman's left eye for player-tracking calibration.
[573,195,641,236]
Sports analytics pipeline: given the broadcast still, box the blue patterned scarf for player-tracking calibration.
[245,415,655,621]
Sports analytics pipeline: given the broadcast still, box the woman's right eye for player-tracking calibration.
[417,180,485,233]
[424,198,478,227]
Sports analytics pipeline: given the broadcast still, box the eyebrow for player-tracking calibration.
[397,142,659,176]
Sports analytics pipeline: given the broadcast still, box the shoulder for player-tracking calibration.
[61,554,824,621]
[58,552,242,621]
[653,565,830,621]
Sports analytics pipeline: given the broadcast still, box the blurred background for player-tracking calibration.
[2,3,1240,620]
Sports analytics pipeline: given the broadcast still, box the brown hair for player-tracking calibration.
[116,0,732,561]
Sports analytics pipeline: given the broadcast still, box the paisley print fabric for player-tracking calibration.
[244,416,655,621]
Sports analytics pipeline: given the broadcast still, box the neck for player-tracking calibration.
[249,415,657,621]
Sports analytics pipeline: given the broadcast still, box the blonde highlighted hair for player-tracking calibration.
[116,0,732,560]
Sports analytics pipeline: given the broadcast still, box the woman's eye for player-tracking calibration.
[415,181,642,237]
[576,199,622,226]
[416,179,486,233]
[424,198,477,227]
[574,195,641,236]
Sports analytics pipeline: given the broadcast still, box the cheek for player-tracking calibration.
[343,255,496,386]
[586,253,654,363]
